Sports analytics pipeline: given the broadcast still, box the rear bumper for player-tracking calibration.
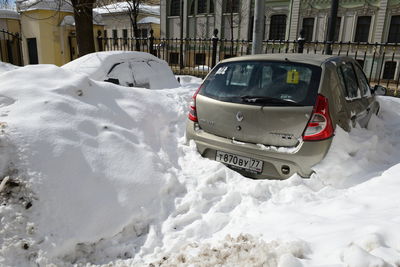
[186,120,333,179]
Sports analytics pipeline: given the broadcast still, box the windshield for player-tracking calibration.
[200,60,322,106]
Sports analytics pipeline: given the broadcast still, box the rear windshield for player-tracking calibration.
[200,60,322,106]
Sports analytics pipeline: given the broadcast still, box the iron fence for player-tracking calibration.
[0,29,23,66]
[97,32,400,95]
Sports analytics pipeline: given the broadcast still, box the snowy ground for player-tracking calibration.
[0,63,400,267]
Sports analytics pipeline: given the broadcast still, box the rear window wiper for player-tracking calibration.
[240,95,303,106]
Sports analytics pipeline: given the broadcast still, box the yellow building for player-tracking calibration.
[17,0,104,66]
[0,9,22,65]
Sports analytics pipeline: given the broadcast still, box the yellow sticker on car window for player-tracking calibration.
[287,70,299,84]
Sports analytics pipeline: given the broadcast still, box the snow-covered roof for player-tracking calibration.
[94,2,160,16]
[16,0,74,13]
[137,16,160,24]
[0,9,19,19]
[60,12,104,26]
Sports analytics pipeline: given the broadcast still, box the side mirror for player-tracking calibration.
[372,84,387,96]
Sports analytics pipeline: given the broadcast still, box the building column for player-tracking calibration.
[374,0,388,43]
[161,0,167,38]
[288,0,301,40]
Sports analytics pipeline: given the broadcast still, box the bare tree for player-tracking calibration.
[0,0,14,9]
[125,0,142,51]
[71,0,96,56]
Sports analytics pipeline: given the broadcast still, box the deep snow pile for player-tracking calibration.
[0,61,18,74]
[0,64,400,267]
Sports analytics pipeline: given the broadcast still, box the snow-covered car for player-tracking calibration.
[62,51,180,89]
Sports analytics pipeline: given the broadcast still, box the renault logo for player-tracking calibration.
[236,111,244,122]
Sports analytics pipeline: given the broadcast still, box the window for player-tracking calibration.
[223,0,239,13]
[388,16,400,43]
[112,29,118,45]
[195,53,206,65]
[356,59,364,69]
[190,0,195,15]
[269,15,287,40]
[200,61,322,106]
[302,18,314,42]
[141,29,148,38]
[169,52,179,64]
[198,0,206,13]
[122,29,128,45]
[190,0,214,15]
[170,0,180,16]
[339,63,360,98]
[353,63,370,95]
[383,61,397,80]
[248,15,254,40]
[334,17,341,41]
[354,16,371,43]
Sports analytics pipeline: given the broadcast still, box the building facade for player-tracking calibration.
[94,2,161,45]
[16,0,104,66]
[160,0,400,80]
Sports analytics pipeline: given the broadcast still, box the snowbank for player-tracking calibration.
[0,65,190,265]
[62,51,179,89]
[0,61,19,74]
[1,63,400,267]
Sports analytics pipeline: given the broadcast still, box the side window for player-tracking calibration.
[353,63,370,96]
[227,64,254,86]
[339,63,360,99]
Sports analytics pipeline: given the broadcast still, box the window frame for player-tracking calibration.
[269,14,287,41]
[354,16,371,43]
[353,62,371,96]
[382,61,397,80]
[169,0,181,16]
[302,17,315,42]
[338,62,364,100]
[223,0,239,14]
[388,15,400,43]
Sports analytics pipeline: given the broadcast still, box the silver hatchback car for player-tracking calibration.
[186,54,385,179]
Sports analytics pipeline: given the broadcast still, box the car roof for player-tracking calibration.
[220,53,341,66]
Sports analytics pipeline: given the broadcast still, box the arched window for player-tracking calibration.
[170,0,180,16]
[223,0,239,13]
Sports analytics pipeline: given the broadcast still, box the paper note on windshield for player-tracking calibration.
[287,70,299,84]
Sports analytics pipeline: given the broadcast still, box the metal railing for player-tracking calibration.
[97,30,400,95]
[0,29,23,66]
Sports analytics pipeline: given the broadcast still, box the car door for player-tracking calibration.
[337,61,369,128]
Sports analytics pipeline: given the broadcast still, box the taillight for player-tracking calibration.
[303,94,334,141]
[188,85,202,122]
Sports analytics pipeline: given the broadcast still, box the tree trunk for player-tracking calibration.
[71,0,96,57]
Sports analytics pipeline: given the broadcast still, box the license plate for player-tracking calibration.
[216,151,263,173]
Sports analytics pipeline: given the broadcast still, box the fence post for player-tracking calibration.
[149,28,155,56]
[297,29,305,53]
[211,29,219,68]
[97,30,103,52]
[14,33,23,66]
